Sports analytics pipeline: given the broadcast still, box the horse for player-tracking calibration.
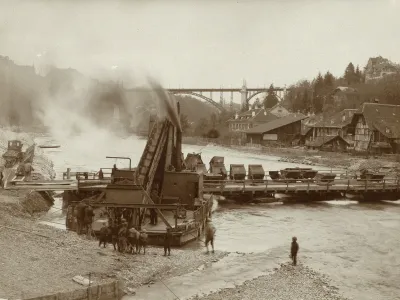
[205,221,216,254]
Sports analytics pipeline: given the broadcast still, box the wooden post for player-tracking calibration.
[383,179,385,191]
[67,168,71,179]
[114,281,119,300]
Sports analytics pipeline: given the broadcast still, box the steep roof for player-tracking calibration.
[357,103,400,139]
[332,86,358,95]
[305,135,349,148]
[312,109,357,128]
[245,113,308,134]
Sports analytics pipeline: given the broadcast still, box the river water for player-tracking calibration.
[34,134,400,300]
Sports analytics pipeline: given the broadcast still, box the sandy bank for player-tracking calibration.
[192,263,349,300]
[0,210,227,299]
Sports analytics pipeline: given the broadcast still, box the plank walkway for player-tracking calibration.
[4,177,399,195]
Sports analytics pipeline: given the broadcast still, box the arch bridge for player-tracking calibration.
[126,84,289,113]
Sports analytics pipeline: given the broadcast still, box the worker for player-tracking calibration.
[118,221,128,253]
[164,227,172,256]
[76,202,87,235]
[149,208,158,225]
[98,222,110,248]
[138,229,148,254]
[0,170,3,188]
[110,222,119,251]
[127,226,140,254]
[98,169,104,179]
[205,219,216,254]
[290,236,299,266]
[84,205,95,237]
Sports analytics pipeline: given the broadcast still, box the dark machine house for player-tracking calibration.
[244,113,308,146]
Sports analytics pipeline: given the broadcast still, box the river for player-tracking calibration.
[34,133,400,300]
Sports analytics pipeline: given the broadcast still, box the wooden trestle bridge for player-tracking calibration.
[5,172,400,202]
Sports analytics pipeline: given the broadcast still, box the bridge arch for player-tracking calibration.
[246,90,283,104]
[169,91,226,112]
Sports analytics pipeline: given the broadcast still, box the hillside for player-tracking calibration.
[0,55,219,133]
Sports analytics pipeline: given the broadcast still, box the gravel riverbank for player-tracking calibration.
[192,263,349,300]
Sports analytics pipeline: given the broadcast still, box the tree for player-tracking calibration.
[180,114,190,134]
[344,62,356,85]
[210,113,218,128]
[194,118,209,136]
[355,65,362,83]
[263,84,279,109]
[206,128,220,139]
[323,71,335,86]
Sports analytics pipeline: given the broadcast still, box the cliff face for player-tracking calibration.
[365,56,400,82]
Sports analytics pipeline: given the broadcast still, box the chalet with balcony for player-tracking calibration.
[305,109,357,151]
[245,113,308,146]
[348,102,400,154]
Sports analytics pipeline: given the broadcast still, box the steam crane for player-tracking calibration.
[67,86,211,246]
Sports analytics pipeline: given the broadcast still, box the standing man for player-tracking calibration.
[0,169,4,188]
[290,236,299,266]
[164,227,172,256]
[98,222,109,248]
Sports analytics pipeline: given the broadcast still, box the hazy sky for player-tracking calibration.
[1,0,399,88]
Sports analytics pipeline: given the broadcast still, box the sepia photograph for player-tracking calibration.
[0,0,399,299]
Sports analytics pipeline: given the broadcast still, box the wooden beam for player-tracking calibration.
[142,188,173,228]
[90,203,182,209]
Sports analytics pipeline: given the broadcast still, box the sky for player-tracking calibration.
[0,0,399,89]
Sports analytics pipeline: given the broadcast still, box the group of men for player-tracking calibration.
[75,201,299,265]
[75,202,95,235]
[98,219,149,254]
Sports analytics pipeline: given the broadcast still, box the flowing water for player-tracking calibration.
[34,134,400,300]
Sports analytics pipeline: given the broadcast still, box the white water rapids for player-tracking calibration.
[34,134,400,300]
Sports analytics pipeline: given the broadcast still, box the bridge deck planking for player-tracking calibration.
[5,178,399,195]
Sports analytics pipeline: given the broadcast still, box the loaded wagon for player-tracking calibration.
[230,164,246,180]
[248,164,265,180]
[269,171,281,180]
[209,156,227,180]
[315,172,336,183]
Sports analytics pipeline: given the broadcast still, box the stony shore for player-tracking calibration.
[0,187,228,298]
[183,136,400,174]
[192,263,349,300]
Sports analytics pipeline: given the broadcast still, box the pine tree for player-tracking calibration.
[323,71,334,86]
[263,84,279,109]
[344,62,356,85]
[355,65,362,83]
[312,73,325,113]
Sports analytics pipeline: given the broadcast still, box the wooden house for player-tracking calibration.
[305,109,357,150]
[245,113,308,146]
[227,107,278,132]
[348,102,400,154]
